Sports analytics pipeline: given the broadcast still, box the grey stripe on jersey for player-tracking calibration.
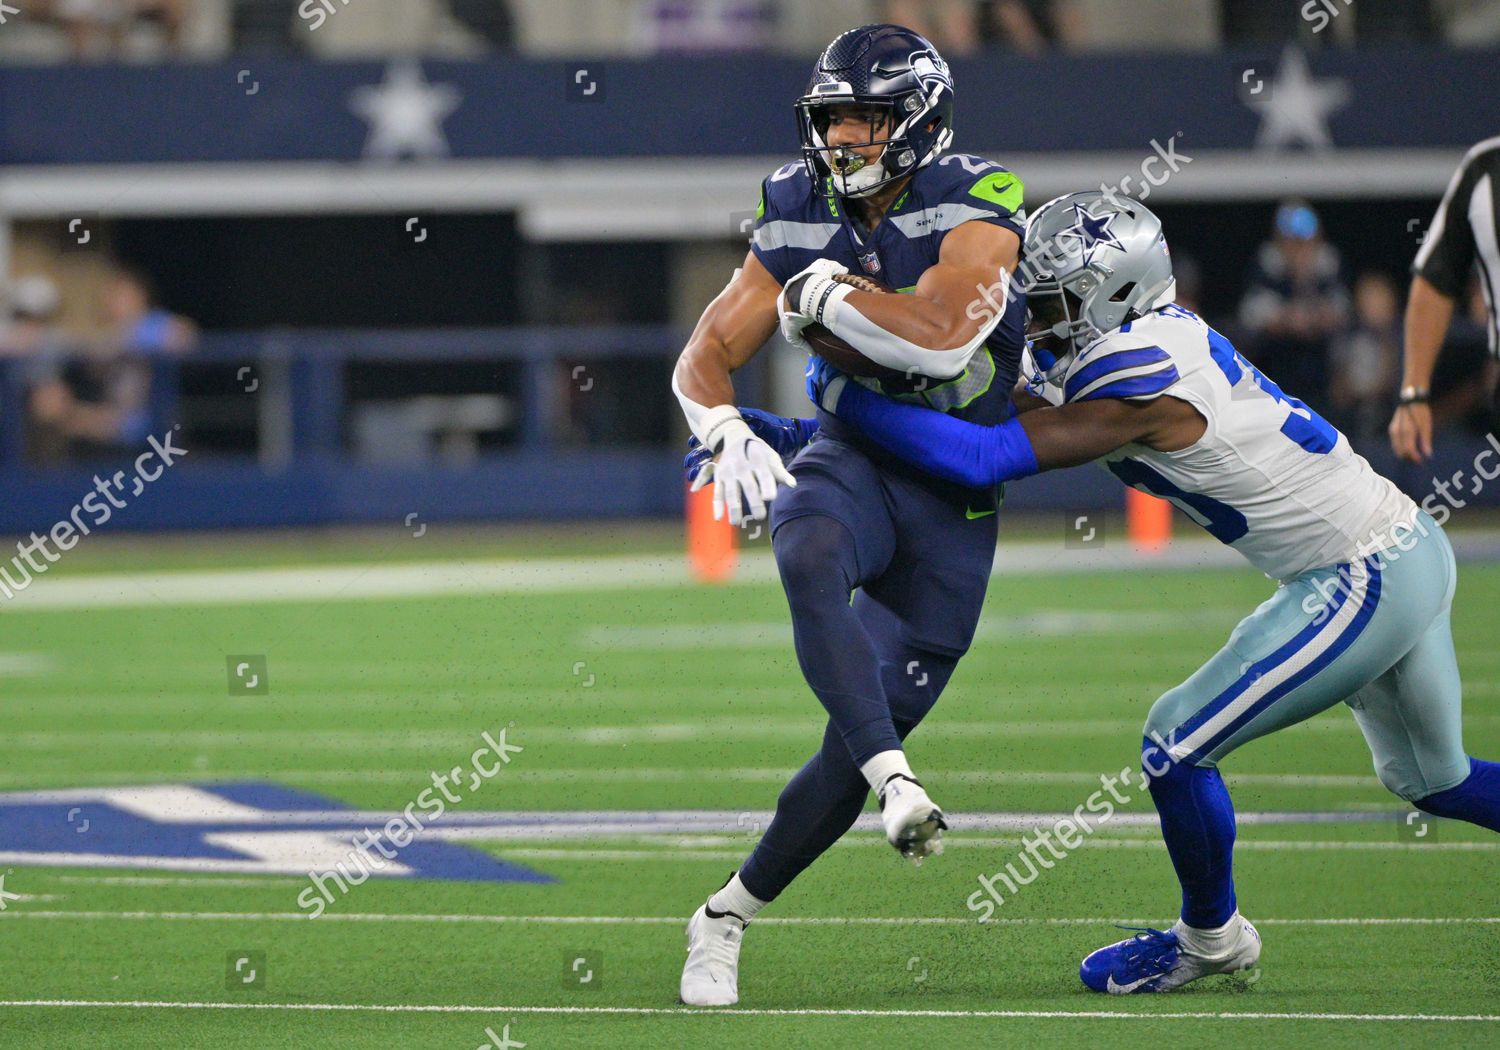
[886,203,1004,239]
[751,219,840,253]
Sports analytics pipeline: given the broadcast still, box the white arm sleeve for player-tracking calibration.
[671,266,751,448]
[672,367,746,450]
[818,271,1011,380]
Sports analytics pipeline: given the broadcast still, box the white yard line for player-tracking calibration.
[3,910,1497,928]
[0,543,1264,613]
[0,1000,1495,1022]
[8,534,1498,613]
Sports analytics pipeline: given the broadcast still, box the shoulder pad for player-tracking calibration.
[1063,334,1181,403]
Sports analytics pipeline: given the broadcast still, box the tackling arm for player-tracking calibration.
[821,377,1198,489]
[782,221,1020,379]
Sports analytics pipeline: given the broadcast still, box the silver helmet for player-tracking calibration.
[1018,191,1176,375]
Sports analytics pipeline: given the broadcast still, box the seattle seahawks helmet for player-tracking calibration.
[1019,191,1176,376]
[796,24,956,199]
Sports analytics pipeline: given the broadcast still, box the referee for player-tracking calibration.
[1389,136,1500,463]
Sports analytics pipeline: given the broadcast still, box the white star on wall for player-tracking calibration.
[1244,47,1351,151]
[349,59,462,161]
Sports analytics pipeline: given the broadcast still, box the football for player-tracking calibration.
[801,273,909,381]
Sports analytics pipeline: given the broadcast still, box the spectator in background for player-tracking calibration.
[102,266,197,356]
[1328,272,1400,449]
[884,0,1083,55]
[979,0,1083,52]
[20,266,195,464]
[45,0,186,59]
[1172,253,1203,315]
[0,276,68,363]
[1237,200,1349,411]
[882,0,981,55]
[1424,277,1500,438]
[0,272,148,464]
[636,0,777,54]
[445,0,516,50]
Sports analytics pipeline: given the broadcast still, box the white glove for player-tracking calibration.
[689,417,797,526]
[778,259,850,353]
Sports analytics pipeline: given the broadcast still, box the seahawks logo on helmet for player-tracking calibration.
[908,49,952,93]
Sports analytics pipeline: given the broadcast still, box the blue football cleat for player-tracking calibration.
[1079,926,1180,994]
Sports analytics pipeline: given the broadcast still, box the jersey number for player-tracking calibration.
[1106,457,1250,545]
[1201,322,1338,455]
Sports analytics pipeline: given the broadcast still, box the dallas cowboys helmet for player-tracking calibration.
[1020,191,1177,374]
[796,24,956,199]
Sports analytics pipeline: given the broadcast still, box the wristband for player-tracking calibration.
[698,404,745,453]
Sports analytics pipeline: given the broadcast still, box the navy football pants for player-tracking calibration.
[739,438,996,902]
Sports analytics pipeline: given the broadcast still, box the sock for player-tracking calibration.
[1143,737,1238,929]
[1173,911,1240,952]
[1416,757,1500,832]
[707,871,767,922]
[860,749,914,795]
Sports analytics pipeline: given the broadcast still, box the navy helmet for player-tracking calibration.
[796,24,956,199]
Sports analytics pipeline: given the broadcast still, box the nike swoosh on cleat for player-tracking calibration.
[1106,975,1156,994]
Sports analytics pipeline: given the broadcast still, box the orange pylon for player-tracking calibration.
[686,481,737,582]
[1126,488,1172,554]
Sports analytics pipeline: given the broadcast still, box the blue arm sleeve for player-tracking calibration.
[835,381,1040,488]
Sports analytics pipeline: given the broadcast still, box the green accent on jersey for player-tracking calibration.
[892,189,910,212]
[755,187,765,221]
[920,348,999,412]
[822,179,841,217]
[969,171,1024,214]
[964,506,996,520]
[853,347,998,415]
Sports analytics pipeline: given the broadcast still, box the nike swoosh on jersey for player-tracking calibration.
[965,507,996,519]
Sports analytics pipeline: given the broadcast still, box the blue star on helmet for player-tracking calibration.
[1067,203,1123,258]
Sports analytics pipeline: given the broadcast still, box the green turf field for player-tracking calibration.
[2,535,1498,1048]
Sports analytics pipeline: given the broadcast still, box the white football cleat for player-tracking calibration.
[1080,914,1260,994]
[1155,913,1262,991]
[679,903,746,1006]
[878,774,947,865]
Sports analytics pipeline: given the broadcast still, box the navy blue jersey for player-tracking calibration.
[750,155,1028,502]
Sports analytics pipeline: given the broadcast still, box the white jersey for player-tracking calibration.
[1037,305,1418,581]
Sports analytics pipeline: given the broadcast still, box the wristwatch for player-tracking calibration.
[1397,386,1430,406]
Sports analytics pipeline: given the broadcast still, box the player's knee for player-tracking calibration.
[1371,759,1422,801]
[774,515,857,596]
[1141,694,1187,759]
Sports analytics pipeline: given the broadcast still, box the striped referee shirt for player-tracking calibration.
[1414,135,1500,356]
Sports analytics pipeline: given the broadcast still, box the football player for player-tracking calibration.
[671,23,1028,1005]
[805,190,1500,993]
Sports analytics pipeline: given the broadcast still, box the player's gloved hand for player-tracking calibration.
[778,259,850,353]
[689,411,799,526]
[805,355,850,415]
[683,408,817,485]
